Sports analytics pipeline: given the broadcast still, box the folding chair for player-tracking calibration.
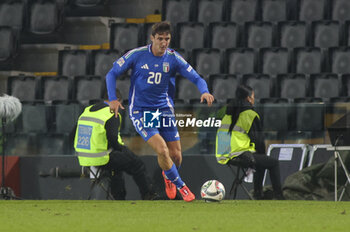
[83,166,114,200]
[227,158,254,200]
[264,144,310,186]
[308,144,333,166]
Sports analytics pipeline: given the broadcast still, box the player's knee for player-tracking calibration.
[171,153,181,166]
[169,145,182,163]
[156,145,169,159]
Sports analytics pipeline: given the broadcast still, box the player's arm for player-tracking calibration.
[106,56,130,116]
[175,53,214,106]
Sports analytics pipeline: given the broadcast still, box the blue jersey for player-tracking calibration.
[106,44,209,109]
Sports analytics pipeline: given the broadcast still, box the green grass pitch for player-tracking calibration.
[1,200,350,232]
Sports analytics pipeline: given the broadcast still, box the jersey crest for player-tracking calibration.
[163,62,170,73]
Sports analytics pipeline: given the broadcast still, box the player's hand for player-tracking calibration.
[200,93,215,106]
[109,100,125,117]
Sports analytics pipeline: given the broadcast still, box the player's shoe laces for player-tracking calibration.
[179,185,195,202]
[162,171,177,199]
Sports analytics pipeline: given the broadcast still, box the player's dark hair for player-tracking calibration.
[151,21,171,36]
[227,85,254,133]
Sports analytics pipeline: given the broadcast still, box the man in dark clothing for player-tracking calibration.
[74,87,157,200]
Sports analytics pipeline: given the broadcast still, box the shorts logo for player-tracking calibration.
[163,62,170,73]
[143,109,162,128]
[117,57,125,67]
[141,130,148,138]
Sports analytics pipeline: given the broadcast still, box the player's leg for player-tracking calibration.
[166,139,195,202]
[129,108,177,199]
[148,134,194,201]
[147,134,178,199]
[166,140,182,167]
[159,112,195,202]
[147,134,173,170]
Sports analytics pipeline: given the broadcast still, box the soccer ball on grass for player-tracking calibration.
[200,180,225,202]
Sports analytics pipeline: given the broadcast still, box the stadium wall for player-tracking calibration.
[19,155,253,200]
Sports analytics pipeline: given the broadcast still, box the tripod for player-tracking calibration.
[0,118,18,200]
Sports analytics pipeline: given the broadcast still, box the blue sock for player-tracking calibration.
[164,164,185,189]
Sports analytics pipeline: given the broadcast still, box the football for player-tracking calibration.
[200,180,225,202]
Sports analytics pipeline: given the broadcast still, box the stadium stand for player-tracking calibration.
[52,100,83,134]
[297,0,329,22]
[20,101,50,133]
[259,47,290,76]
[228,0,259,25]
[176,75,202,102]
[225,48,257,74]
[175,22,205,51]
[208,22,239,49]
[311,20,341,49]
[209,74,239,102]
[7,75,39,101]
[110,23,141,52]
[90,49,119,77]
[292,47,323,74]
[277,21,308,49]
[309,73,341,99]
[22,0,65,43]
[73,75,104,103]
[196,0,226,25]
[293,98,325,134]
[0,26,19,69]
[36,133,71,155]
[191,48,222,78]
[62,17,124,45]
[3,0,350,160]
[0,0,26,31]
[13,44,79,73]
[276,73,308,99]
[341,74,350,97]
[40,75,73,102]
[259,98,291,133]
[5,133,37,156]
[141,23,153,45]
[330,0,350,22]
[241,73,274,99]
[115,75,131,101]
[66,0,109,17]
[328,47,350,74]
[244,21,275,49]
[58,49,90,76]
[261,0,289,23]
[162,0,194,25]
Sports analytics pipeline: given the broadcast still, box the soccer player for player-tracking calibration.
[106,21,214,202]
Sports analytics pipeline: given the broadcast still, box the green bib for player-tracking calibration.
[216,110,259,164]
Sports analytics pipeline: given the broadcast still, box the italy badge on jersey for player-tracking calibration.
[163,62,170,73]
